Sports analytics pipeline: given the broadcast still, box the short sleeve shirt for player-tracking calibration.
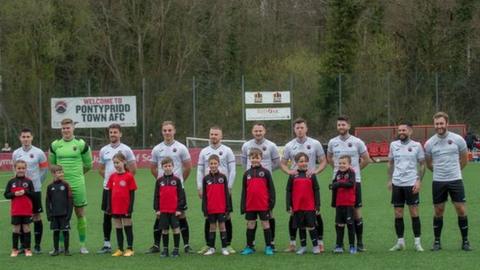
[241,139,280,173]
[151,140,191,182]
[388,139,425,186]
[99,143,136,188]
[327,135,367,182]
[282,137,325,170]
[12,146,48,192]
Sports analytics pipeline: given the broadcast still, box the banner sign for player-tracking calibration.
[246,107,291,121]
[245,91,290,104]
[51,96,137,128]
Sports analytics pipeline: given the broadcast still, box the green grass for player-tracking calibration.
[1,163,480,270]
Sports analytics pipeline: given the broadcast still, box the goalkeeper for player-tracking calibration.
[49,118,93,254]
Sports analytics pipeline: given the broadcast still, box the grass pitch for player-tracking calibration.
[0,163,479,270]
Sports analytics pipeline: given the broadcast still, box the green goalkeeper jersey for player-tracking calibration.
[49,137,92,199]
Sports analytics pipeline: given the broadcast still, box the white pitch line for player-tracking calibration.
[0,200,9,203]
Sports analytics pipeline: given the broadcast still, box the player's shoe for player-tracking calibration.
[10,249,19,257]
[172,248,180,258]
[97,246,112,254]
[265,246,274,256]
[203,247,215,256]
[356,243,366,252]
[58,247,64,253]
[64,250,71,256]
[112,249,123,257]
[226,245,236,254]
[197,245,210,254]
[431,241,442,251]
[123,249,134,257]
[184,245,193,253]
[296,246,307,255]
[49,249,60,256]
[389,242,405,251]
[240,246,255,255]
[24,249,33,257]
[312,246,321,254]
[283,244,296,253]
[80,246,89,254]
[319,242,325,253]
[414,243,424,252]
[160,249,169,257]
[349,246,357,254]
[145,245,160,254]
[462,241,472,251]
[333,245,344,254]
[33,245,42,254]
[221,248,230,256]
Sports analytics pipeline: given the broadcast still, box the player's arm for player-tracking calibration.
[4,180,14,199]
[359,151,371,169]
[201,176,207,215]
[45,186,52,221]
[326,152,334,167]
[425,155,433,171]
[153,180,160,211]
[227,149,236,191]
[127,161,137,176]
[128,191,135,214]
[176,180,186,211]
[150,149,158,178]
[270,144,281,171]
[387,159,394,190]
[49,142,57,165]
[241,144,248,170]
[266,171,275,210]
[81,142,93,173]
[312,175,320,211]
[240,173,247,214]
[99,164,106,179]
[196,154,205,198]
[182,160,192,182]
[285,175,293,211]
[460,150,468,169]
[39,152,49,183]
[314,155,327,175]
[105,180,112,213]
[66,183,74,221]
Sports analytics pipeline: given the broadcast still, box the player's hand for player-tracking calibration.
[412,180,421,194]
[288,170,298,176]
[387,180,392,191]
[197,190,202,199]
[156,211,160,216]
[15,190,25,196]
[306,169,316,178]
[175,211,181,216]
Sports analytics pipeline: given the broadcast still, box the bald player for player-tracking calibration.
[327,115,371,252]
[241,123,280,249]
[281,118,327,253]
[196,126,236,254]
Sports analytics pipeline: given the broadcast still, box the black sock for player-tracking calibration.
[289,216,296,241]
[225,219,233,245]
[116,228,124,251]
[23,231,31,249]
[173,233,180,249]
[269,218,276,243]
[179,218,189,246]
[53,231,60,251]
[299,228,307,247]
[12,232,20,250]
[246,228,255,248]
[153,219,160,247]
[263,228,272,247]
[208,231,216,248]
[433,216,443,242]
[354,218,363,245]
[103,214,112,242]
[412,217,421,237]
[220,231,227,248]
[124,225,133,249]
[253,222,258,242]
[309,229,318,247]
[34,220,43,247]
[347,223,355,247]
[19,226,24,249]
[458,216,468,242]
[395,217,404,238]
[335,225,345,247]
[162,233,169,250]
[63,231,70,251]
[316,215,324,241]
[204,219,210,245]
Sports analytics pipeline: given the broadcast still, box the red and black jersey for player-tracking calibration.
[107,172,137,215]
[286,170,320,212]
[331,168,356,207]
[240,166,275,213]
[45,179,73,220]
[202,171,231,215]
[3,176,34,216]
[154,174,185,213]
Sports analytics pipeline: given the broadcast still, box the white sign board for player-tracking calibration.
[245,91,290,104]
[246,107,291,121]
[51,96,137,128]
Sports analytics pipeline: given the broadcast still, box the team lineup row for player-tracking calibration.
[4,111,470,257]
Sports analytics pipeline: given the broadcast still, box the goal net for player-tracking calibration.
[186,137,246,165]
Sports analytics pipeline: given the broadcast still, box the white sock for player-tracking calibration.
[290,240,296,245]
[104,241,111,247]
[397,238,405,245]
[414,237,421,245]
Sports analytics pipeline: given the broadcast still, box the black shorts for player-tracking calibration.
[11,216,32,225]
[158,213,179,230]
[50,216,70,231]
[101,189,108,212]
[355,182,362,208]
[245,211,271,221]
[391,185,420,207]
[335,206,354,224]
[112,214,132,219]
[432,180,466,204]
[207,213,227,224]
[293,211,316,228]
[32,192,43,214]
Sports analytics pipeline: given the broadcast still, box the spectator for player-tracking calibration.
[2,142,12,152]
